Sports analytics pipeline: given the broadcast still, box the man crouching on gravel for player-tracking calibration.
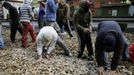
[36,26,58,61]
[95,21,129,75]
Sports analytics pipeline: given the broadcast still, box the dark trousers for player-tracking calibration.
[63,21,73,38]
[77,30,93,57]
[38,19,44,29]
[57,21,64,32]
[10,21,22,42]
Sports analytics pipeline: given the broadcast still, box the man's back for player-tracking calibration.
[44,0,58,22]
[2,2,19,21]
[36,26,58,51]
[37,26,58,41]
[98,21,122,33]
[96,21,125,47]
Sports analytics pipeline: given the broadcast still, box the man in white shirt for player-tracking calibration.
[36,26,58,61]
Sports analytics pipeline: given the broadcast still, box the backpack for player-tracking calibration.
[129,43,134,63]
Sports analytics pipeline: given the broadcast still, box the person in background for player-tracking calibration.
[37,1,45,29]
[2,2,22,43]
[0,2,4,48]
[118,23,131,62]
[95,21,130,75]
[56,0,73,38]
[129,0,134,16]
[44,0,72,56]
[56,0,65,33]
[67,0,75,32]
[36,26,58,61]
[73,0,93,60]
[19,0,35,48]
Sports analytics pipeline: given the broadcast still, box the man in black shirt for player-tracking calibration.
[95,21,129,75]
[2,2,22,43]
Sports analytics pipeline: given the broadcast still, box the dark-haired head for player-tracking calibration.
[103,33,116,52]
[2,2,12,10]
[39,1,45,7]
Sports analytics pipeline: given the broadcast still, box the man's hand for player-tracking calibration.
[84,28,90,33]
[105,70,116,75]
[59,0,65,5]
[18,22,24,29]
[89,25,92,32]
[97,67,105,75]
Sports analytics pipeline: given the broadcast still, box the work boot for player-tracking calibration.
[122,57,132,63]
[77,50,85,58]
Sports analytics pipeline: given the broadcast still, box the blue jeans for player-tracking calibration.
[61,24,65,33]
[122,43,129,59]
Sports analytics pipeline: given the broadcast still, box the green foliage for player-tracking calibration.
[32,0,38,7]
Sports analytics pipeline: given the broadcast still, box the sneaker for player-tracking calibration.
[70,37,74,40]
[61,32,66,35]
[65,52,72,57]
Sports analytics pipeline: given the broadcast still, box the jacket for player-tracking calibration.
[19,0,33,23]
[36,26,58,55]
[2,2,19,23]
[57,2,70,22]
[73,0,92,32]
[44,0,58,22]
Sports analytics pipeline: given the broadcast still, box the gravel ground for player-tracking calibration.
[0,28,134,75]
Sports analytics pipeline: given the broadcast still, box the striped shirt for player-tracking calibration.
[19,4,32,23]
